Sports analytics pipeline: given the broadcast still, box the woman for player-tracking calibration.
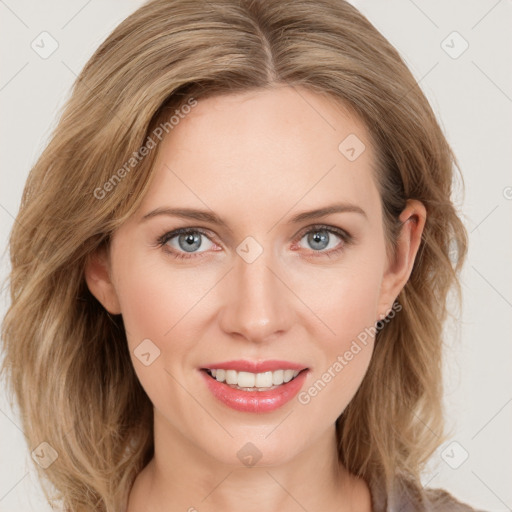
[1,0,483,510]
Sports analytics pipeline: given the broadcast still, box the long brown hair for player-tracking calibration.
[1,0,467,510]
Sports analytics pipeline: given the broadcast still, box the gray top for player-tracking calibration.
[369,476,487,511]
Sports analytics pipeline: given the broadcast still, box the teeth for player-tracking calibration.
[283,369,295,383]
[225,370,237,385]
[208,368,301,390]
[255,371,273,388]
[272,370,284,385]
[237,371,255,387]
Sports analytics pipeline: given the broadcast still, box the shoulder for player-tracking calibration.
[422,486,488,512]
[369,475,488,512]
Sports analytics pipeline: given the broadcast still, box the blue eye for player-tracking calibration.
[157,228,216,260]
[156,224,352,261]
[291,224,352,259]
[172,231,206,252]
[300,228,342,252]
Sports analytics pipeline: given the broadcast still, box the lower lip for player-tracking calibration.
[200,370,308,413]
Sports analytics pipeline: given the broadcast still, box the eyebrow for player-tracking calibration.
[285,203,367,223]
[140,202,367,228]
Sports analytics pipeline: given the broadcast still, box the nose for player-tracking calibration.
[217,248,295,344]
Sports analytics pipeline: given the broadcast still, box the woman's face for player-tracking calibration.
[87,86,423,467]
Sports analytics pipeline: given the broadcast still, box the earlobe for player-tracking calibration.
[377,199,426,318]
[84,247,122,315]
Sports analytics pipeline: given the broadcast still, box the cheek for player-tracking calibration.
[112,251,222,398]
[290,254,383,418]
[112,258,204,411]
[113,250,212,345]
[329,266,382,339]
[294,272,378,428]
[289,256,384,348]
[297,346,373,435]
[115,270,172,347]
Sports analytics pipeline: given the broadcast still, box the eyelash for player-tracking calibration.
[156,224,353,261]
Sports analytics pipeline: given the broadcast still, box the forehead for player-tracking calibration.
[138,86,382,227]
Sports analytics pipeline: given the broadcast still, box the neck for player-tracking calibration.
[127,410,370,512]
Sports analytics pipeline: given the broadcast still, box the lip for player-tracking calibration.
[201,359,307,373]
[200,365,309,413]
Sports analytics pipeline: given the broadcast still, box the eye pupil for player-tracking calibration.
[308,230,329,250]
[179,232,202,252]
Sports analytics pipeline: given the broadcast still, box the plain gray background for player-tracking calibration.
[1,1,511,510]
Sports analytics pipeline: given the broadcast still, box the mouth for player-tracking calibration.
[199,360,309,413]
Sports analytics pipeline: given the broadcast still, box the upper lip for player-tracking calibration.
[201,360,308,373]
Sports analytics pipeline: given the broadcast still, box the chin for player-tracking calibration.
[199,430,309,469]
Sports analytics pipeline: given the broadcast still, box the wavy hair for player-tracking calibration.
[1,0,468,510]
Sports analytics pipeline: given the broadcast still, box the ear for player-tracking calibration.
[377,199,426,319]
[84,245,122,315]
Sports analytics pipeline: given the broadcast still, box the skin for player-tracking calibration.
[85,85,426,512]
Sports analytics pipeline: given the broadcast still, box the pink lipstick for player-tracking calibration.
[200,360,308,413]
